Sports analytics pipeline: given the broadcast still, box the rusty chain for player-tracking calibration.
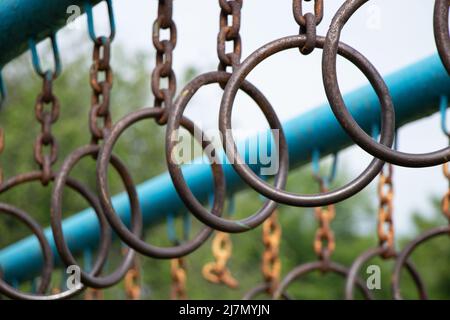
[377,164,395,257]
[203,231,238,289]
[33,71,60,185]
[152,0,177,125]
[218,0,243,73]
[313,179,336,262]
[124,256,141,300]
[170,257,188,300]
[261,210,282,294]
[89,37,113,145]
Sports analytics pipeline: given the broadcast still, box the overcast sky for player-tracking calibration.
[49,0,448,234]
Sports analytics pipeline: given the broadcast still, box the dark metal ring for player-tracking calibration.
[323,0,450,167]
[51,144,139,288]
[0,171,101,300]
[242,283,291,300]
[434,0,450,74]
[0,203,53,298]
[97,107,225,258]
[219,35,394,207]
[392,225,450,300]
[166,71,288,232]
[345,246,428,300]
[273,260,373,300]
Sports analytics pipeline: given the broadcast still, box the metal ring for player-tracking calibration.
[273,260,373,300]
[345,246,428,300]
[166,71,288,232]
[0,203,53,297]
[97,107,226,258]
[51,144,139,288]
[323,0,450,167]
[434,0,450,74]
[0,171,102,300]
[219,35,394,207]
[392,225,450,300]
[242,283,291,300]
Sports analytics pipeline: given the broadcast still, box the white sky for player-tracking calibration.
[53,0,448,234]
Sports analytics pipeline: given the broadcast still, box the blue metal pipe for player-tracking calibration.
[0,53,449,283]
[0,0,102,68]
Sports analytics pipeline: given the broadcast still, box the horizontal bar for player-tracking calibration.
[0,0,102,68]
[0,53,449,283]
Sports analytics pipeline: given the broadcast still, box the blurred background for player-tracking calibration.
[0,0,449,299]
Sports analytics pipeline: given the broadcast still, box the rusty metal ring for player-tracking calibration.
[434,0,450,74]
[0,171,103,300]
[0,203,53,297]
[166,71,288,233]
[242,283,291,300]
[392,225,450,300]
[219,35,393,207]
[97,107,225,258]
[273,260,373,300]
[345,246,428,300]
[51,144,139,288]
[323,0,450,167]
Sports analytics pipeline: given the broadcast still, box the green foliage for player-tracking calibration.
[0,48,448,300]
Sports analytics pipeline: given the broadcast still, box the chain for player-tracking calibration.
[292,0,323,55]
[33,72,60,185]
[124,257,141,300]
[217,0,243,73]
[89,37,113,145]
[441,162,450,224]
[377,164,395,257]
[151,0,177,125]
[313,180,336,262]
[170,257,188,300]
[261,210,281,294]
[203,231,238,288]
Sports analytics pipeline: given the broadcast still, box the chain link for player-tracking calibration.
[33,72,60,185]
[170,257,188,300]
[202,231,238,288]
[89,37,113,145]
[261,210,281,294]
[124,258,141,300]
[377,164,395,257]
[152,0,177,125]
[217,0,243,73]
[313,180,336,262]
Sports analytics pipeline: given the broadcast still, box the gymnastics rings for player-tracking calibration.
[273,260,373,300]
[392,225,450,300]
[51,144,140,288]
[323,0,450,167]
[0,171,105,299]
[97,107,226,258]
[219,35,394,207]
[345,246,428,300]
[166,71,288,233]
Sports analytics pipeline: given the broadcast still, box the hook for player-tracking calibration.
[312,149,338,188]
[85,0,116,44]
[29,33,62,79]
